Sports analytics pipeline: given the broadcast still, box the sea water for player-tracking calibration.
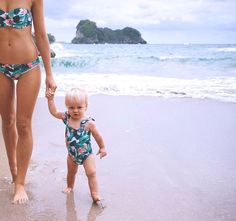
[40,43,236,103]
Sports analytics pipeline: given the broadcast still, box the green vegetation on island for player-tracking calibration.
[71,20,147,44]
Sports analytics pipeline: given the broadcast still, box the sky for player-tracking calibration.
[44,0,236,44]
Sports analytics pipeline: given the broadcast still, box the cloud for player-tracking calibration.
[45,0,236,27]
[43,0,236,43]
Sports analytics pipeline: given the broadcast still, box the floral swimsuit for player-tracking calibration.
[63,112,94,165]
[0,8,32,29]
[0,8,40,79]
[0,58,40,80]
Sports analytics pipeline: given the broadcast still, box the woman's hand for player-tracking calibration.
[45,75,57,94]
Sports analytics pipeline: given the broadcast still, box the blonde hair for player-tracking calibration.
[65,88,88,107]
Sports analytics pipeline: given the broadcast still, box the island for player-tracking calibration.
[71,20,147,44]
[32,33,56,57]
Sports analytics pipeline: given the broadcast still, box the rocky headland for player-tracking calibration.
[71,20,147,44]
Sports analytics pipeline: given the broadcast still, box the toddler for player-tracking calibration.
[46,88,107,203]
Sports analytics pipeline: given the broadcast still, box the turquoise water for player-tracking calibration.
[40,43,236,102]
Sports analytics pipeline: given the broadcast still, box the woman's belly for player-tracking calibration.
[0,28,38,64]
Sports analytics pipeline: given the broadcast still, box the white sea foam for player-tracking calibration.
[39,72,236,103]
[41,43,236,103]
[212,47,236,53]
[50,43,78,58]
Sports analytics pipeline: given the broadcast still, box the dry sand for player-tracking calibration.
[0,95,236,221]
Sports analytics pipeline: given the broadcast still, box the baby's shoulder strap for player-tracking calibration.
[62,112,69,125]
[80,117,95,127]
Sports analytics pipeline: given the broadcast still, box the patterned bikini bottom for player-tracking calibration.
[0,57,40,80]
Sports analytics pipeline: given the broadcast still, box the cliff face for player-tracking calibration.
[71,20,147,44]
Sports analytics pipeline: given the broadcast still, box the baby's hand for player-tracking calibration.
[97,148,107,159]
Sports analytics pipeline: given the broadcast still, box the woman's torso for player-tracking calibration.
[0,0,38,64]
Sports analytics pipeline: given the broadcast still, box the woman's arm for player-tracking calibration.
[31,0,57,92]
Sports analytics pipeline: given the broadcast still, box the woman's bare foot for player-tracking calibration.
[12,184,28,204]
[63,187,73,194]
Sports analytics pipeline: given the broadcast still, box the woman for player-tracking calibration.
[0,0,56,204]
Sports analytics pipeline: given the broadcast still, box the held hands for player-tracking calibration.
[45,75,57,96]
[96,148,107,159]
[45,75,57,100]
[45,88,56,100]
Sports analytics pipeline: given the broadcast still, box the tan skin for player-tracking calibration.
[46,90,107,202]
[0,0,56,204]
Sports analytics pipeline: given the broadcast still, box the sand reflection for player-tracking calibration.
[66,193,104,221]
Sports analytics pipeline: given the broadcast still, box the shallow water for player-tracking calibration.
[38,43,236,103]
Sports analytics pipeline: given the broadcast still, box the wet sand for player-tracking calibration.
[1,95,236,221]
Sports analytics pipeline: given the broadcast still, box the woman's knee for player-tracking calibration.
[16,119,32,137]
[1,113,16,128]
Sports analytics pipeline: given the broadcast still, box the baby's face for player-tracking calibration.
[66,96,87,119]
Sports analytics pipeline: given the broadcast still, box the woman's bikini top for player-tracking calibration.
[0,8,32,29]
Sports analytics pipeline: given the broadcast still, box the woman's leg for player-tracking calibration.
[13,67,41,204]
[83,155,100,201]
[0,74,17,182]
[64,155,78,193]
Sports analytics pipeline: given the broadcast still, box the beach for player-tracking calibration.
[0,95,236,221]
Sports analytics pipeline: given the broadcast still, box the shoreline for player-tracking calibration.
[1,95,236,221]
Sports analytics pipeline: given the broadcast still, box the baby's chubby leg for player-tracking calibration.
[63,155,78,194]
[83,155,100,202]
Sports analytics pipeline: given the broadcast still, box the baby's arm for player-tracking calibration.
[87,121,107,159]
[46,90,65,120]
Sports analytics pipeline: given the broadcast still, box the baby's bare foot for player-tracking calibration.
[62,187,73,194]
[93,198,105,209]
[92,195,101,203]
[12,184,28,204]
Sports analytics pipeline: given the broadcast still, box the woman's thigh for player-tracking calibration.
[0,73,15,121]
[16,66,41,122]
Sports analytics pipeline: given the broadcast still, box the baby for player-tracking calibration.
[46,88,107,203]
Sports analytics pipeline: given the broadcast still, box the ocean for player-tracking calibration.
[39,43,236,103]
